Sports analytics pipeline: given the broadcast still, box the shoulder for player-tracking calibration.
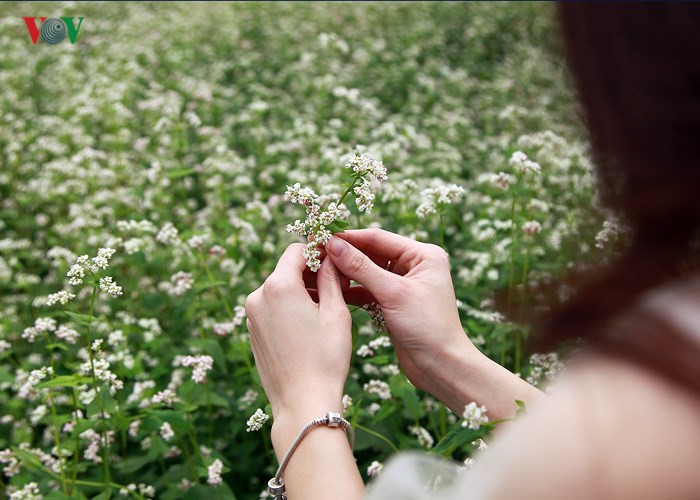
[468,354,700,499]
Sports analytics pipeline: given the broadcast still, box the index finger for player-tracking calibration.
[336,228,422,262]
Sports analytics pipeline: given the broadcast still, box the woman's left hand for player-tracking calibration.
[245,243,352,426]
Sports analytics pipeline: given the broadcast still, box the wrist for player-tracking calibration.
[423,335,484,412]
[270,393,344,461]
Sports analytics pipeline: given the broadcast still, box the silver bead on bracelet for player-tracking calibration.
[268,411,355,499]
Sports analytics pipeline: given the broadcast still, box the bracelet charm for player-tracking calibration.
[268,412,355,499]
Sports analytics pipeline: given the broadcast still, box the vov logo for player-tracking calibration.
[23,17,84,45]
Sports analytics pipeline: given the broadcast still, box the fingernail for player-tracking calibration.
[328,236,347,257]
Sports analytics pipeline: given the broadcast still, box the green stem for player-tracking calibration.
[43,333,68,494]
[84,286,112,498]
[354,423,399,453]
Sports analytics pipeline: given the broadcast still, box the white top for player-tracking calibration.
[366,276,700,499]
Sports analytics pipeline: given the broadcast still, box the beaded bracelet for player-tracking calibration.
[268,412,355,499]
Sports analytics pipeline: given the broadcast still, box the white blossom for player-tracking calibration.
[246,408,270,432]
[461,402,489,430]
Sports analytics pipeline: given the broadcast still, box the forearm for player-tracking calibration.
[428,338,544,420]
[271,401,365,500]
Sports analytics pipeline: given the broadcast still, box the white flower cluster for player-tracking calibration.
[66,248,118,286]
[99,276,123,297]
[46,290,75,306]
[509,150,541,175]
[284,153,387,271]
[246,408,270,432]
[207,458,224,486]
[366,460,384,477]
[521,220,542,236]
[160,422,175,442]
[408,425,434,449]
[9,481,41,499]
[461,402,489,430]
[118,483,156,498]
[416,184,465,219]
[79,342,123,393]
[179,354,214,383]
[526,352,564,387]
[159,271,194,297]
[363,379,391,400]
[22,317,57,343]
[345,153,387,214]
[0,449,20,477]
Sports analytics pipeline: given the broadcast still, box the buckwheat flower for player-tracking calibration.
[354,178,376,213]
[246,408,270,432]
[363,303,387,333]
[0,339,10,353]
[178,479,194,491]
[91,247,116,271]
[342,394,353,412]
[67,263,85,286]
[366,460,384,477]
[169,271,193,296]
[0,449,20,477]
[9,481,41,499]
[208,458,223,485]
[356,345,374,358]
[409,425,434,449]
[509,150,541,175]
[522,220,542,235]
[363,379,391,400]
[526,352,565,386]
[303,242,322,272]
[47,290,76,306]
[416,184,465,219]
[123,238,143,255]
[180,355,214,383]
[345,153,387,182]
[238,389,258,410]
[492,172,512,190]
[152,389,179,407]
[160,422,175,442]
[128,420,141,438]
[99,276,123,297]
[156,222,181,246]
[368,335,391,350]
[462,402,489,429]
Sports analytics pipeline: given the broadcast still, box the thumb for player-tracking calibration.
[326,236,398,303]
[316,256,346,312]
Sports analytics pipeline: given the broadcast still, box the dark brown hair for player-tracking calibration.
[537,4,700,392]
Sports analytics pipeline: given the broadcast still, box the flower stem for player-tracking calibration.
[84,285,112,498]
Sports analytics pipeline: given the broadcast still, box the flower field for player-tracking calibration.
[0,2,609,498]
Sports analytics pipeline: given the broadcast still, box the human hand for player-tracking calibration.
[245,243,352,425]
[326,229,479,406]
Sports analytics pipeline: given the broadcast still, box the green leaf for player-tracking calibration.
[333,219,350,228]
[166,168,195,178]
[36,375,92,389]
[195,280,227,292]
[0,366,13,383]
[64,311,97,326]
[389,377,425,420]
[432,423,487,456]
[46,343,69,351]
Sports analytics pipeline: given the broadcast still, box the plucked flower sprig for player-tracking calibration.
[284,152,388,271]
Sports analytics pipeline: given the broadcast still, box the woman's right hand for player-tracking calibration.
[325,229,480,407]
